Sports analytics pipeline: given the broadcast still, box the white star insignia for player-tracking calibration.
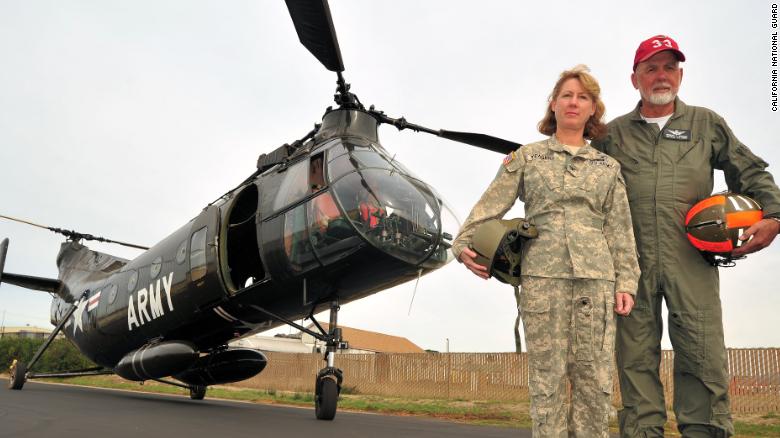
[72,298,87,335]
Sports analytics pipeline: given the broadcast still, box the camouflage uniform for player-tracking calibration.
[453,136,640,437]
[593,98,780,438]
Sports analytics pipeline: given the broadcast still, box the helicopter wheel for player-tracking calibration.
[314,377,338,420]
[189,385,207,400]
[8,360,27,390]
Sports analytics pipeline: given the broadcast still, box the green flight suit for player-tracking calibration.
[593,98,780,438]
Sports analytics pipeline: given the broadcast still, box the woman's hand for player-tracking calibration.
[614,292,634,316]
[458,247,490,279]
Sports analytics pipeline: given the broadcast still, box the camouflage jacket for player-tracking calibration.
[452,136,640,295]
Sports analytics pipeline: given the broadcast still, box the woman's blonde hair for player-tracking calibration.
[537,64,607,141]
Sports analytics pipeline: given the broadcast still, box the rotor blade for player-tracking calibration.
[438,130,522,155]
[370,110,522,155]
[1,213,149,250]
[1,272,63,294]
[285,0,344,72]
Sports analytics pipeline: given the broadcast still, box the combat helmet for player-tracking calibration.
[469,218,538,286]
[685,192,763,266]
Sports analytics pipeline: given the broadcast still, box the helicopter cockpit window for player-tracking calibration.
[327,149,357,183]
[190,226,208,281]
[331,168,446,266]
[283,204,318,273]
[351,149,391,170]
[420,201,457,267]
[309,153,326,192]
[307,191,357,263]
[326,142,393,184]
[272,160,309,211]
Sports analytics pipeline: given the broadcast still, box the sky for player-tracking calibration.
[0,1,778,352]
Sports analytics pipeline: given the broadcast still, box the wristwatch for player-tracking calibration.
[767,216,780,225]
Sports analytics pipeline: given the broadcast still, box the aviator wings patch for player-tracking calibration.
[662,128,691,141]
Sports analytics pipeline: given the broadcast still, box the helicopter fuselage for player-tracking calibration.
[49,109,458,370]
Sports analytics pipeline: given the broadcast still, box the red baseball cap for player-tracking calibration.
[633,35,686,70]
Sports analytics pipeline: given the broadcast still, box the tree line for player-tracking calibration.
[0,337,95,373]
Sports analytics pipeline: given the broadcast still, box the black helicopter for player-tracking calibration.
[0,0,520,420]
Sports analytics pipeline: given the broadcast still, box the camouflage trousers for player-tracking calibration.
[520,276,616,438]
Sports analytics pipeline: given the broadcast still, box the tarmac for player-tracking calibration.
[0,378,529,438]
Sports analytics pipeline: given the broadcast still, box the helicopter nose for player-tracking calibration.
[330,167,456,268]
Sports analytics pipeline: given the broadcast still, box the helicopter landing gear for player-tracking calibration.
[8,360,26,390]
[189,385,207,400]
[314,300,345,421]
[150,378,208,400]
[6,291,87,391]
[315,371,340,420]
[247,299,347,420]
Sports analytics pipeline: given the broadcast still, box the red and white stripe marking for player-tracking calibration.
[87,291,101,311]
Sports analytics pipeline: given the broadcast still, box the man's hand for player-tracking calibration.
[731,218,780,257]
[615,292,634,316]
[458,247,490,279]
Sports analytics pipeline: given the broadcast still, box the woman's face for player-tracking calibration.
[550,78,595,133]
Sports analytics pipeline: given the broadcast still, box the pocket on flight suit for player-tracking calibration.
[569,165,612,212]
[668,310,704,376]
[675,138,710,202]
[519,287,555,397]
[575,296,594,362]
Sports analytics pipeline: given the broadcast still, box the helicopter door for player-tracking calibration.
[219,183,265,294]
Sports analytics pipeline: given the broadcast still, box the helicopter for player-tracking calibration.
[0,0,520,420]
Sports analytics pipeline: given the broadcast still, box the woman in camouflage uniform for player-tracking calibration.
[452,66,640,437]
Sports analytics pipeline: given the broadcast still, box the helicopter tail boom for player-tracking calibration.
[0,238,63,294]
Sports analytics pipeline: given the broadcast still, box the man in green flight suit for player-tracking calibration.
[593,35,780,437]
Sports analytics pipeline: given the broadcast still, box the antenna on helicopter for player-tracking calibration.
[0,214,149,250]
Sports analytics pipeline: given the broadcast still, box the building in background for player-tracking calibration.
[231,333,313,353]
[231,324,424,354]
[0,326,63,340]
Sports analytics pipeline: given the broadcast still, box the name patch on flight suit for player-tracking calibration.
[528,153,554,161]
[662,128,691,141]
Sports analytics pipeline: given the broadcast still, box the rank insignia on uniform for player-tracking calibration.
[662,128,691,141]
[589,159,615,168]
[503,152,515,166]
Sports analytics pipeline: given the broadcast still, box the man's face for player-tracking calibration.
[631,51,683,106]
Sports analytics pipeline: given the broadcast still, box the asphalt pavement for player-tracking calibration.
[0,378,528,438]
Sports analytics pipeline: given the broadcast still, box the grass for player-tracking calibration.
[33,374,532,428]
[10,374,780,436]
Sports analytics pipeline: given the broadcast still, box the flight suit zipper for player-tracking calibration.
[653,125,663,290]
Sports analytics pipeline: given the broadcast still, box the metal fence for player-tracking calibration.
[233,348,780,413]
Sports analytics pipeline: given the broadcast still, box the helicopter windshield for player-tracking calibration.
[326,141,457,268]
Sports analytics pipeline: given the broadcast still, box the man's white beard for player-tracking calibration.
[648,90,675,105]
